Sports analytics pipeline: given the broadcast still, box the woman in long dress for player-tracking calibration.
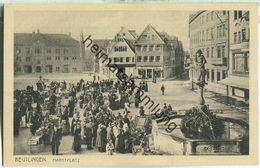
[60,107,70,135]
[72,123,82,152]
[96,124,107,152]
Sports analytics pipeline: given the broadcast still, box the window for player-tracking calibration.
[114,58,118,63]
[232,52,249,72]
[72,67,77,72]
[115,46,127,52]
[63,49,69,54]
[56,56,60,60]
[156,56,160,62]
[211,28,214,39]
[217,71,221,81]
[223,24,226,37]
[56,67,60,72]
[149,45,153,51]
[156,45,160,51]
[245,52,249,72]
[16,48,21,54]
[234,11,238,20]
[120,57,123,62]
[55,49,60,54]
[149,56,154,62]
[222,46,225,58]
[217,46,221,58]
[238,11,242,18]
[206,29,209,40]
[238,31,241,42]
[206,48,209,58]
[234,32,237,43]
[211,47,214,58]
[143,56,148,62]
[47,48,52,54]
[126,57,129,62]
[64,57,69,60]
[16,57,22,62]
[137,56,142,62]
[26,57,30,62]
[143,45,147,51]
[136,46,141,51]
[47,56,51,60]
[26,48,30,54]
[132,57,135,62]
[72,57,77,60]
[242,29,247,41]
[35,47,41,54]
[222,70,226,79]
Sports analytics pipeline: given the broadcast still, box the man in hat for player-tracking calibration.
[51,124,62,155]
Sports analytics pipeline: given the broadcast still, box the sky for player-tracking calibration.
[14,10,194,50]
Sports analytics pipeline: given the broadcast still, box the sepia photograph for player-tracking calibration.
[3,3,258,166]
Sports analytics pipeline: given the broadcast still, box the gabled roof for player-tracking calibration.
[124,38,135,53]
[14,33,80,47]
[135,24,165,45]
[128,30,139,39]
[116,27,138,41]
[107,38,135,56]
[93,39,113,48]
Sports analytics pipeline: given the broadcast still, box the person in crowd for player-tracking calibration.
[114,125,124,153]
[106,123,115,145]
[106,139,115,155]
[139,106,145,116]
[84,120,94,150]
[51,124,62,155]
[72,123,82,152]
[161,84,165,95]
[71,112,80,136]
[96,123,107,152]
[60,107,70,135]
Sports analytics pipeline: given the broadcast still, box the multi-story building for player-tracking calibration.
[14,30,85,73]
[189,11,229,93]
[220,11,249,102]
[135,24,184,80]
[106,27,138,78]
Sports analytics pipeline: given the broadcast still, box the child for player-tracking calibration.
[106,139,115,155]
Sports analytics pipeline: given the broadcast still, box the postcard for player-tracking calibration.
[3,3,258,166]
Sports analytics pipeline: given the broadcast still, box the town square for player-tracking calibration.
[13,10,249,156]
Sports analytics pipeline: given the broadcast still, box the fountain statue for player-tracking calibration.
[180,49,224,140]
[194,49,207,105]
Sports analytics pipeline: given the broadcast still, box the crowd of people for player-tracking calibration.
[14,76,151,155]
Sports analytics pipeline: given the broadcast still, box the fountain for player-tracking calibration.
[151,50,249,155]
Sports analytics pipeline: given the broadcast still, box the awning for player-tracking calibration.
[219,75,249,89]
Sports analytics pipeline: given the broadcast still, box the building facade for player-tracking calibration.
[106,27,138,79]
[220,11,249,102]
[189,11,229,92]
[14,30,85,73]
[135,24,184,80]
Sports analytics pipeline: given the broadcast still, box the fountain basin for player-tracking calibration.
[151,117,248,155]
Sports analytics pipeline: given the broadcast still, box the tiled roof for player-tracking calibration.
[14,33,80,47]
[93,39,113,48]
